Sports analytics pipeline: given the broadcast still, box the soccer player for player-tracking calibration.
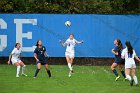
[8,43,27,77]
[111,39,126,81]
[59,34,83,77]
[121,41,140,86]
[33,40,51,78]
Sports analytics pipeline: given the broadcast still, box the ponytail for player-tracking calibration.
[125,41,133,55]
[116,39,123,50]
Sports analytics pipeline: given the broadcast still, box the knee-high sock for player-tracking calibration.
[126,75,132,81]
[22,65,26,74]
[121,71,126,78]
[17,66,21,76]
[68,63,72,71]
[112,69,118,77]
[34,69,40,77]
[133,76,138,85]
[47,70,51,77]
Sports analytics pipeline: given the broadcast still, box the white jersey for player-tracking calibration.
[65,38,76,53]
[11,48,22,60]
[121,48,136,65]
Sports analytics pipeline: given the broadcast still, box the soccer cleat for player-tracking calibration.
[16,75,19,77]
[68,71,72,77]
[135,84,139,87]
[115,76,120,81]
[71,70,74,73]
[130,80,134,86]
[68,74,71,77]
[124,78,128,81]
[22,74,28,77]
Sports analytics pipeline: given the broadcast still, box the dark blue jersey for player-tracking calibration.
[114,46,122,63]
[34,46,46,61]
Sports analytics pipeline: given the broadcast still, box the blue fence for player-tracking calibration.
[0,14,140,57]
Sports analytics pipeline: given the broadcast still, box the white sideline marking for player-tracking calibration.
[104,69,109,73]
[92,71,95,74]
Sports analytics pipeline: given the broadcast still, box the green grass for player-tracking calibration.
[0,65,139,93]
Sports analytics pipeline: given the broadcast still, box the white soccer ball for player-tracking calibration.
[65,21,71,27]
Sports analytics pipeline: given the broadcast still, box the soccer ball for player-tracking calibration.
[65,21,71,27]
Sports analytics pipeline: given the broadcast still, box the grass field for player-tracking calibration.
[0,65,139,93]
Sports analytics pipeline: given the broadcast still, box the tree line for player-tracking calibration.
[0,0,140,14]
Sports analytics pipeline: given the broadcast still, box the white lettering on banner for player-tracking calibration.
[0,19,7,51]
[14,19,37,52]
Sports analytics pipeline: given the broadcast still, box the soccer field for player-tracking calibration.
[0,65,139,93]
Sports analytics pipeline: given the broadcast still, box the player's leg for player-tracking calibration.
[125,68,133,86]
[132,68,138,86]
[14,62,21,77]
[111,63,120,81]
[70,57,74,73]
[66,56,73,77]
[19,61,27,76]
[118,64,126,79]
[66,56,72,71]
[44,64,51,78]
[34,63,41,78]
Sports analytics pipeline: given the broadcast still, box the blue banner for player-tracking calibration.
[0,14,140,57]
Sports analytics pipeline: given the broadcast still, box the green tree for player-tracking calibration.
[0,0,139,14]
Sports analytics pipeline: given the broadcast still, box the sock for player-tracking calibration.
[126,75,132,81]
[68,63,72,71]
[47,70,51,78]
[22,65,26,74]
[133,76,138,85]
[34,69,40,77]
[71,64,73,68]
[69,70,72,77]
[17,66,21,76]
[112,69,118,77]
[121,71,126,78]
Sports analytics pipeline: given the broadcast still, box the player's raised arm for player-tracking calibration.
[59,40,66,47]
[75,40,83,44]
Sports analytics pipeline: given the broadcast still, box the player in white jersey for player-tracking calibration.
[8,43,27,77]
[59,34,83,77]
[121,41,140,86]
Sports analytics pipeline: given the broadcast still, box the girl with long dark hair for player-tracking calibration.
[111,39,126,81]
[121,41,140,86]
[33,40,51,78]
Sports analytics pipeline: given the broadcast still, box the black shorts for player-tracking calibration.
[115,59,125,65]
[36,60,48,65]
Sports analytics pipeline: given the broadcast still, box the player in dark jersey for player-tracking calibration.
[111,39,126,81]
[33,40,51,78]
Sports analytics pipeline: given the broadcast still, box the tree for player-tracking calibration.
[0,0,139,14]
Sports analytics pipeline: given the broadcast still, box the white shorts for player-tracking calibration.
[125,64,136,69]
[11,58,22,65]
[65,51,75,58]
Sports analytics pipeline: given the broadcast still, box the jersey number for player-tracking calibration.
[128,53,132,58]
